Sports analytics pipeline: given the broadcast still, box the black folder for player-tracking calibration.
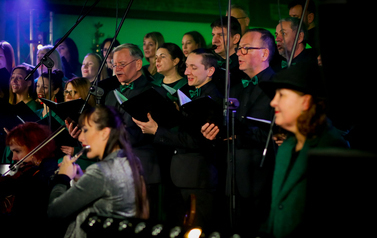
[180,95,224,130]
[1,101,41,131]
[120,87,181,128]
[40,98,89,123]
[36,114,78,147]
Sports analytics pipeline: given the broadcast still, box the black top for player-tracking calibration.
[98,75,121,105]
[274,48,318,73]
[230,66,276,149]
[105,74,153,147]
[212,53,248,95]
[0,158,58,237]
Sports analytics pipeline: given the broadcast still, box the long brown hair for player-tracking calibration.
[0,41,16,73]
[8,65,36,105]
[297,95,327,138]
[79,105,149,219]
[64,77,95,107]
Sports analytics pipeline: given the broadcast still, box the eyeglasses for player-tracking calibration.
[64,90,78,97]
[236,46,266,55]
[111,59,137,69]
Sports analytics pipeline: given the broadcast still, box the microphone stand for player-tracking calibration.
[80,0,135,113]
[23,0,100,83]
[260,0,310,167]
[22,0,100,129]
[40,56,54,132]
[221,0,237,229]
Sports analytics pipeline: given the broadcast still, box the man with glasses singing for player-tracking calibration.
[104,43,161,220]
[201,28,276,237]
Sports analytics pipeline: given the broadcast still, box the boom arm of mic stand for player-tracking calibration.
[23,0,100,82]
[260,0,310,165]
[80,0,135,113]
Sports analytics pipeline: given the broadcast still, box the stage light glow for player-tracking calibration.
[185,228,202,238]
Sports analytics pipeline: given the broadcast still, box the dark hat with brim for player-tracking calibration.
[260,61,326,99]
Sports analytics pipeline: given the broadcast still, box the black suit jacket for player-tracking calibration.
[98,75,120,105]
[154,81,223,189]
[229,67,276,199]
[104,74,160,184]
[212,53,248,95]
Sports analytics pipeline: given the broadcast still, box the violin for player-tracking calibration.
[0,162,39,214]
[2,125,66,177]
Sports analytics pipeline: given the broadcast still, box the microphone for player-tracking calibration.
[89,85,104,97]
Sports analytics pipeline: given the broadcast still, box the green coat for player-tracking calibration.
[266,123,349,237]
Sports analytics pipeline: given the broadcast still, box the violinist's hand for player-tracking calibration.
[73,164,84,182]
[3,127,9,134]
[132,113,158,135]
[58,155,77,180]
[201,123,219,141]
[65,120,81,139]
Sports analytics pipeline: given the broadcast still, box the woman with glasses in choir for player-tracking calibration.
[61,77,96,170]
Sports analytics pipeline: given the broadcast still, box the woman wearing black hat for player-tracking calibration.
[259,62,349,238]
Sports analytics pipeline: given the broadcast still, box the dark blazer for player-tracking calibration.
[222,67,276,234]
[229,66,276,198]
[212,53,248,94]
[154,81,223,188]
[266,122,349,238]
[98,75,120,105]
[105,74,160,184]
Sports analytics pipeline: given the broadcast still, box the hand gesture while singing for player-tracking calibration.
[132,113,158,135]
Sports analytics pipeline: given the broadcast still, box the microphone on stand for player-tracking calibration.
[89,85,104,105]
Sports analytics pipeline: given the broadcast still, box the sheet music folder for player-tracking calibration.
[120,87,181,128]
[40,98,89,123]
[1,101,41,131]
[36,114,78,147]
[179,94,224,130]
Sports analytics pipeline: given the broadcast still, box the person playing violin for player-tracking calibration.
[0,122,58,237]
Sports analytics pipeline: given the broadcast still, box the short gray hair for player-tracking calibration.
[112,43,143,60]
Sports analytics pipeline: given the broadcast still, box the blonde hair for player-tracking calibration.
[83,53,108,82]
[144,32,165,75]
[37,45,63,73]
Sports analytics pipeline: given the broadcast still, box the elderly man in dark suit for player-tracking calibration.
[201,28,277,236]
[104,43,161,219]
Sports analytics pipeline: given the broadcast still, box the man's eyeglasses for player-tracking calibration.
[236,46,266,55]
[112,59,137,69]
[64,90,78,97]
